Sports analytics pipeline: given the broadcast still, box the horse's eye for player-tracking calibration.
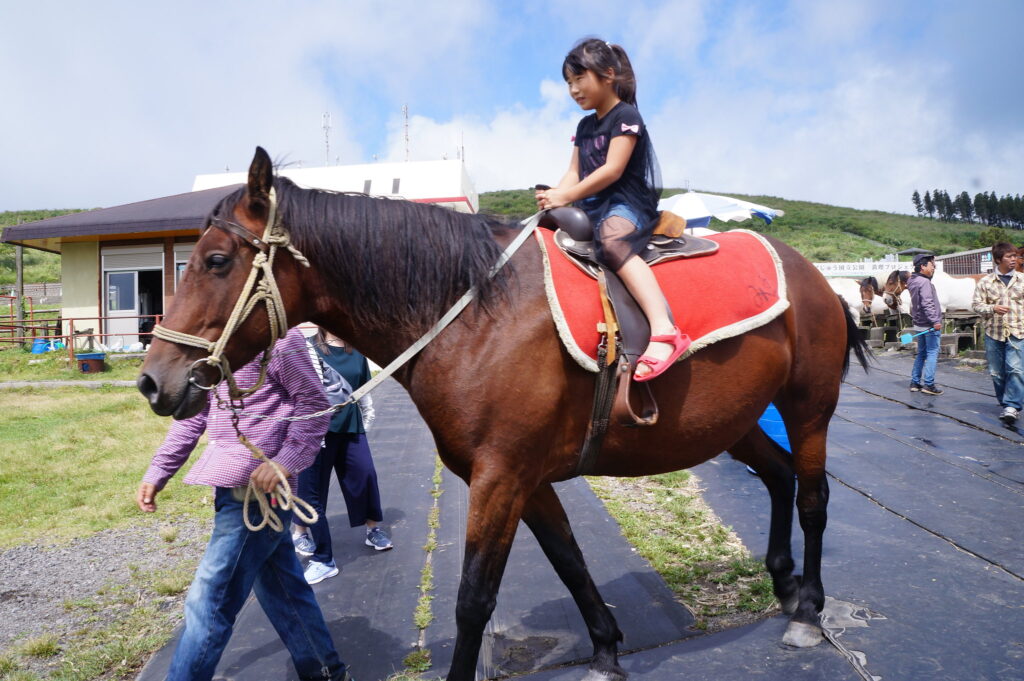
[206,253,230,270]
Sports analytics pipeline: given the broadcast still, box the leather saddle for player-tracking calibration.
[538,206,718,454]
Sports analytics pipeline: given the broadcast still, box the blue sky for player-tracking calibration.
[1,0,1021,214]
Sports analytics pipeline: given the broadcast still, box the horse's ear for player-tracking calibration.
[247,146,274,199]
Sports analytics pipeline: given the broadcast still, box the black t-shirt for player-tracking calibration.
[574,101,659,230]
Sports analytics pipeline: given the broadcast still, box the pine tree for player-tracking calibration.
[911,190,923,216]
[987,192,1000,226]
[974,192,989,225]
[924,190,934,218]
[957,191,973,223]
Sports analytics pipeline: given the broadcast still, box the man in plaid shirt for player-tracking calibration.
[972,242,1024,425]
[136,327,352,681]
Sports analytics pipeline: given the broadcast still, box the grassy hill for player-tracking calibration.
[3,192,1019,285]
[0,210,82,285]
[481,189,1017,262]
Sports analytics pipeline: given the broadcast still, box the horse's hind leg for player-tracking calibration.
[727,428,799,615]
[521,483,625,681]
[783,423,831,648]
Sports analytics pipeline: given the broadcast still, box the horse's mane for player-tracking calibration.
[214,177,517,335]
[886,270,909,287]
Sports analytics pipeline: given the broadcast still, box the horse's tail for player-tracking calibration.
[839,293,871,379]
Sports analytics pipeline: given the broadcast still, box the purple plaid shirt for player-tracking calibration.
[143,328,331,491]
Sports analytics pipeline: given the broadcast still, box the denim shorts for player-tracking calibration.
[603,203,641,230]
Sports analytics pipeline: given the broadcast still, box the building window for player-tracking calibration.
[363,179,372,194]
[392,178,401,194]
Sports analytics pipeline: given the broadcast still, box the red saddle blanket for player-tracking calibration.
[535,228,790,372]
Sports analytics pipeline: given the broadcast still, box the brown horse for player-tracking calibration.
[858,276,881,315]
[138,148,870,681]
[882,269,910,313]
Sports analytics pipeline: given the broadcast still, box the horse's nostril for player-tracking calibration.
[137,372,158,402]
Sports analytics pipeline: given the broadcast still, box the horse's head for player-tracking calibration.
[881,269,909,310]
[858,276,880,313]
[138,147,312,419]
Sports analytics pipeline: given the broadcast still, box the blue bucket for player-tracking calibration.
[30,338,49,354]
[758,403,791,453]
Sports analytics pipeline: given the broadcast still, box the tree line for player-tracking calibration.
[912,189,1023,228]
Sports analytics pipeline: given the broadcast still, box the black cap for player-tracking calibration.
[913,253,934,268]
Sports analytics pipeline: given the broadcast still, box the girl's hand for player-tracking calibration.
[538,188,572,210]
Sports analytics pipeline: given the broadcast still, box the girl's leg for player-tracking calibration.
[598,215,681,378]
[616,256,680,376]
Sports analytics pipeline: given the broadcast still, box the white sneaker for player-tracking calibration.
[304,560,339,585]
[292,532,315,557]
[1000,406,1019,425]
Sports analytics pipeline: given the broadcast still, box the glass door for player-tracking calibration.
[104,271,139,350]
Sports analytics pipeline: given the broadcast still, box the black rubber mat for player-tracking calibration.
[136,379,696,681]
[137,354,1024,681]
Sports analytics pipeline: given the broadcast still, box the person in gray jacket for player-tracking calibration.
[907,253,944,395]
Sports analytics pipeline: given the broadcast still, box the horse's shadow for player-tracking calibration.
[216,615,407,681]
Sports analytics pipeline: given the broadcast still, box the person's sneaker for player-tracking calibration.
[304,560,339,585]
[292,532,315,557]
[1000,406,1020,425]
[909,382,922,392]
[365,527,393,551]
[921,384,944,395]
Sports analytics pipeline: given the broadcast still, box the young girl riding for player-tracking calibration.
[536,38,689,382]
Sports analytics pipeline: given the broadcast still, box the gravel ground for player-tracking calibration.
[0,517,208,669]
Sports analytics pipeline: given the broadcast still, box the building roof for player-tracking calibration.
[1,185,242,253]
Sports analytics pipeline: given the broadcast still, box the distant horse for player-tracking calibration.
[857,276,887,316]
[882,270,910,314]
[138,148,870,681]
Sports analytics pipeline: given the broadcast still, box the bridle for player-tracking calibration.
[151,186,309,399]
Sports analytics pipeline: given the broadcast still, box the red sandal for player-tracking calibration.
[634,326,691,382]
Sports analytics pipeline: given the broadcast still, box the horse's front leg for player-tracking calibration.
[522,483,625,681]
[447,472,530,681]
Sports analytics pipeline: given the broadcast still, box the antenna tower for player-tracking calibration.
[322,112,332,166]
[402,104,409,162]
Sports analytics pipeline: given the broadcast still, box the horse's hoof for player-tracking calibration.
[782,620,824,648]
[581,667,627,681]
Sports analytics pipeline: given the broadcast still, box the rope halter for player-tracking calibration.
[150,186,316,531]
[152,186,308,398]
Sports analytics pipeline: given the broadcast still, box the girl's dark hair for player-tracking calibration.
[563,38,638,106]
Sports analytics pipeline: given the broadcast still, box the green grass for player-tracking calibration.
[588,471,776,629]
[479,188,1011,259]
[16,636,59,659]
[0,385,209,548]
[0,347,145,382]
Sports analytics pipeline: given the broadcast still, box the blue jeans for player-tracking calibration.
[298,432,383,564]
[911,329,940,386]
[985,334,1024,410]
[167,487,348,681]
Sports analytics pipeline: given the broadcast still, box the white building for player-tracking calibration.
[193,159,478,214]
